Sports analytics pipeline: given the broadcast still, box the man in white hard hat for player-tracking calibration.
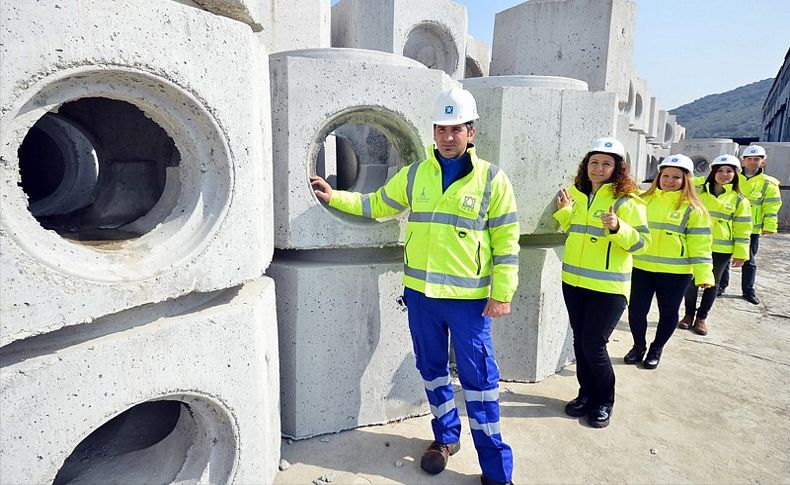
[718,145,782,304]
[311,88,519,485]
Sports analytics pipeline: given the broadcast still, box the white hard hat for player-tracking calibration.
[741,145,766,158]
[432,88,479,126]
[711,154,741,171]
[658,154,694,174]
[588,137,626,159]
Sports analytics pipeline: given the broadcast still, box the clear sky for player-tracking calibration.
[456,0,790,110]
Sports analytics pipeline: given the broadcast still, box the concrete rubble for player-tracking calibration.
[3,0,784,482]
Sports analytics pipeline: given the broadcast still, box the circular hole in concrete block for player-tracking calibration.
[17,98,177,241]
[664,123,675,144]
[465,56,483,79]
[619,80,635,114]
[403,22,459,75]
[2,69,233,281]
[54,397,236,484]
[634,92,643,120]
[691,156,709,176]
[311,107,423,223]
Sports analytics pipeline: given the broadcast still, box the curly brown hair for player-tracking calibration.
[574,151,638,199]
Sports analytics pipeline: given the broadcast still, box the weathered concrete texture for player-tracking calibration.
[268,249,426,439]
[660,112,678,148]
[492,242,573,382]
[464,35,490,79]
[643,142,668,182]
[671,138,739,177]
[490,0,636,109]
[331,0,467,79]
[191,0,266,31]
[0,0,273,345]
[628,77,650,134]
[463,76,618,234]
[270,48,456,249]
[273,234,790,485]
[0,278,280,485]
[645,96,662,141]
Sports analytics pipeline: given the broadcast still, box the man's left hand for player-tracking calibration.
[483,299,511,318]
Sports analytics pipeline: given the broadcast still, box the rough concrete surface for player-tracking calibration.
[274,233,790,485]
[1,0,273,345]
[1,277,281,485]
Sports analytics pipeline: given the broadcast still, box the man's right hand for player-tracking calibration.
[310,175,332,203]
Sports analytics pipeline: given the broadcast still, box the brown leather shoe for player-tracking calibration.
[420,441,461,474]
[693,318,708,335]
[678,314,694,330]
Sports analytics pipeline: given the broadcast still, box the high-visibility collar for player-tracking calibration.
[426,143,478,168]
[652,188,683,201]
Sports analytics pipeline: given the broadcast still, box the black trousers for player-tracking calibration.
[562,283,626,408]
[719,234,759,295]
[628,268,692,350]
[684,252,732,319]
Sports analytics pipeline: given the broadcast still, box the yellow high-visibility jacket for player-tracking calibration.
[739,170,782,234]
[329,145,520,302]
[553,183,650,298]
[696,181,752,260]
[633,189,714,286]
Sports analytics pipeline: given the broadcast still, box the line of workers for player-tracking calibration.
[555,139,782,429]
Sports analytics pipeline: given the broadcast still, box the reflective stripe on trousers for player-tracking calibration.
[403,287,513,483]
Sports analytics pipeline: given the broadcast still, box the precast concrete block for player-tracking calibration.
[267,248,426,438]
[490,0,636,110]
[616,113,646,178]
[270,48,456,249]
[492,242,573,382]
[661,113,678,149]
[465,34,490,79]
[671,138,739,177]
[190,0,267,31]
[675,124,686,143]
[461,75,618,235]
[749,142,790,185]
[628,77,650,134]
[645,96,661,141]
[0,278,280,485]
[0,0,273,345]
[644,143,670,182]
[331,0,467,79]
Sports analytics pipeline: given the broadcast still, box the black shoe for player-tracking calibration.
[716,287,725,297]
[643,344,662,369]
[481,475,514,485]
[564,395,590,418]
[743,293,760,305]
[420,441,460,474]
[623,346,647,365]
[588,405,612,428]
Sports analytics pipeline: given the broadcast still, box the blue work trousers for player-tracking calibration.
[403,287,513,483]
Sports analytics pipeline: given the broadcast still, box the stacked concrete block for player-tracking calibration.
[1,278,280,485]
[191,0,331,52]
[269,48,456,437]
[616,113,647,180]
[672,138,739,177]
[465,34,490,78]
[660,112,678,149]
[1,0,273,343]
[462,75,618,235]
[628,77,650,134]
[331,0,468,79]
[490,0,637,110]
[270,48,455,249]
[269,249,425,438]
[492,244,573,382]
[645,96,662,141]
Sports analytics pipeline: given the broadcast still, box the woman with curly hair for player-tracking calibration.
[624,155,713,369]
[554,138,650,428]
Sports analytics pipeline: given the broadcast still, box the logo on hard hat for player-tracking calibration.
[747,148,757,154]
[671,157,679,162]
[604,142,613,148]
[444,105,454,115]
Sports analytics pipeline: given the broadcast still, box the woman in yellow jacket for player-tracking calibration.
[624,155,714,369]
[680,155,751,335]
[554,138,650,428]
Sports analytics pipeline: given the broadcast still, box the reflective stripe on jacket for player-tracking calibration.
[553,183,650,298]
[740,170,782,234]
[696,182,752,260]
[633,189,714,286]
[329,145,520,302]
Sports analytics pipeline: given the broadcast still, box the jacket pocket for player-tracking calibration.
[476,242,481,275]
[605,241,612,270]
[404,232,413,265]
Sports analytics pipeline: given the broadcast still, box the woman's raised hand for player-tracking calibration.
[556,188,572,210]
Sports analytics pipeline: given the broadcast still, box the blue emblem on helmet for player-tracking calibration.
[671,157,678,162]
[444,105,454,115]
[604,142,613,147]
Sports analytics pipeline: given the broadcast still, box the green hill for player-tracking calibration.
[670,78,773,138]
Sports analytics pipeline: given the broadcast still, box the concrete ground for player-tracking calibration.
[274,234,790,485]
